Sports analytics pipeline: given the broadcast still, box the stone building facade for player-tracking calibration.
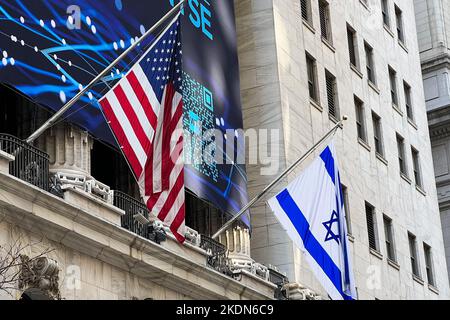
[237,0,449,299]
[414,0,450,284]
[0,122,279,300]
[0,0,449,301]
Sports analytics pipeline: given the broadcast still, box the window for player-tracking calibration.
[383,215,396,262]
[372,112,384,157]
[319,0,332,43]
[389,66,399,107]
[355,96,367,142]
[396,134,407,176]
[341,184,352,234]
[347,24,359,68]
[366,202,379,251]
[364,42,376,84]
[325,70,338,118]
[408,233,420,278]
[301,0,313,24]
[423,243,435,287]
[381,0,390,28]
[395,5,405,44]
[411,147,423,188]
[306,53,319,103]
[404,81,414,121]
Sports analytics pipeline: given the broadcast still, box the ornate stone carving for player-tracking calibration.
[85,178,114,204]
[55,171,87,190]
[253,263,270,281]
[184,227,201,246]
[18,255,60,300]
[285,283,322,300]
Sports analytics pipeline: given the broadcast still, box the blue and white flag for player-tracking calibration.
[268,142,357,300]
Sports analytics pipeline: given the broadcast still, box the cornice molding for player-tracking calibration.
[421,53,450,74]
[430,125,450,140]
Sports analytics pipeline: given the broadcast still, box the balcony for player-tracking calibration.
[0,133,282,299]
[0,133,232,273]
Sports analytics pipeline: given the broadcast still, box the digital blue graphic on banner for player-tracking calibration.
[0,0,248,224]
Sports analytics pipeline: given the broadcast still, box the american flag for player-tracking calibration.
[98,15,186,243]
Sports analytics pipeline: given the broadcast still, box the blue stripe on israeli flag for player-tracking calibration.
[268,142,357,300]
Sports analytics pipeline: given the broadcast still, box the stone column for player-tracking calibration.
[40,123,93,177]
[36,123,117,204]
[219,226,254,271]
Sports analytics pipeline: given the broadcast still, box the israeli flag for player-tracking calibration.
[268,142,357,300]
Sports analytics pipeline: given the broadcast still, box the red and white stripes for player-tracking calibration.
[99,63,185,243]
[141,84,185,243]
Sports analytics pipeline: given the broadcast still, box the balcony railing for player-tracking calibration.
[113,191,237,275]
[200,234,233,276]
[113,190,167,244]
[113,190,150,237]
[0,133,50,191]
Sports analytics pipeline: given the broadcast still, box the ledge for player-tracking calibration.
[368,80,380,94]
[329,114,339,124]
[370,248,383,260]
[350,64,363,78]
[62,186,125,226]
[310,99,323,112]
[0,150,15,161]
[322,37,335,52]
[384,24,394,38]
[359,0,370,10]
[0,171,275,300]
[401,173,412,185]
[408,118,418,130]
[387,259,400,271]
[416,185,427,196]
[358,138,371,152]
[428,284,439,295]
[0,150,14,174]
[240,269,277,295]
[413,275,425,286]
[398,40,408,53]
[393,104,403,116]
[376,153,388,166]
[302,19,315,34]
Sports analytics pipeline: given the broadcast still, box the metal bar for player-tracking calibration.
[26,0,185,144]
[212,116,348,240]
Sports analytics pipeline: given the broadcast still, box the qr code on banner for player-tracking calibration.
[182,72,219,182]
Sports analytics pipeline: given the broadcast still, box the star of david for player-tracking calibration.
[322,210,340,244]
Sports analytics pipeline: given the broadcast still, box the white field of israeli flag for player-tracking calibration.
[268,142,357,300]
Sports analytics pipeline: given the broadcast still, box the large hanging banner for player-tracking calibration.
[0,0,249,224]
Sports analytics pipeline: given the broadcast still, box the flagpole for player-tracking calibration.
[212,116,348,240]
[26,0,185,144]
